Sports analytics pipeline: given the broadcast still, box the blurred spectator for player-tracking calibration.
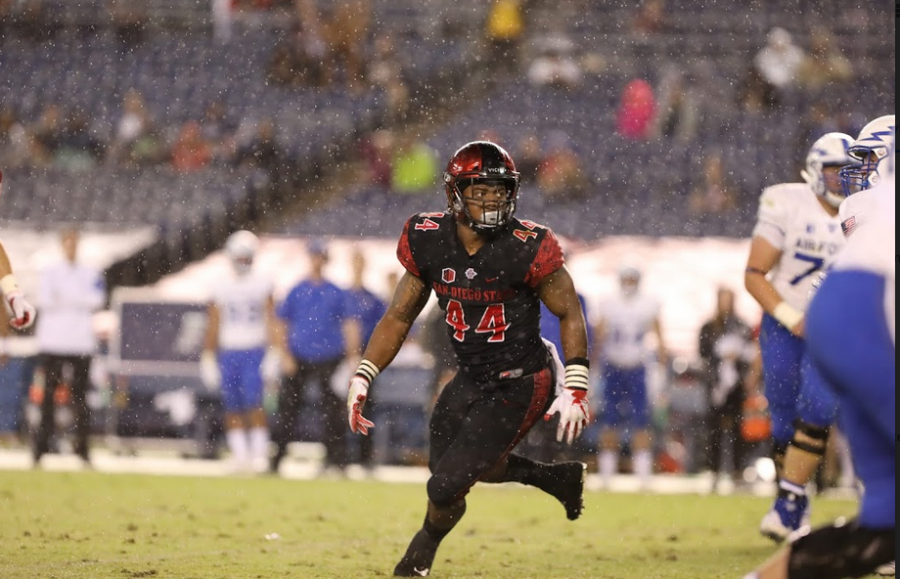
[171,121,212,173]
[270,238,362,476]
[13,0,57,41]
[630,0,667,36]
[797,26,852,93]
[536,131,589,200]
[212,0,233,43]
[268,0,329,87]
[653,67,700,143]
[200,100,236,164]
[616,79,656,140]
[110,89,152,165]
[31,104,64,161]
[367,34,409,127]
[390,135,438,194]
[233,119,283,180]
[526,34,582,89]
[325,0,371,90]
[513,134,542,186]
[698,287,756,493]
[127,123,167,167]
[485,0,525,70]
[345,249,387,470]
[54,110,105,171]
[33,230,105,468]
[795,101,861,157]
[0,108,35,169]
[688,153,737,215]
[109,0,147,48]
[751,27,805,108]
[359,128,395,187]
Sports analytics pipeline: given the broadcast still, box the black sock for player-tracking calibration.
[422,517,450,543]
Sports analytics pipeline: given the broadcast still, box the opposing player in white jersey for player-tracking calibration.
[743,132,895,579]
[744,132,853,542]
[837,115,895,238]
[837,120,895,578]
[201,230,278,473]
[593,264,667,490]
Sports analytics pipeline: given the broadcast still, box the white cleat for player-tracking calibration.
[759,510,808,543]
[876,561,895,576]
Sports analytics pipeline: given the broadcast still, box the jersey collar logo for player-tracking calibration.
[465,268,477,280]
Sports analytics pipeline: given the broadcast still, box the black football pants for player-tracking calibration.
[271,358,347,468]
[427,367,553,507]
[34,354,92,461]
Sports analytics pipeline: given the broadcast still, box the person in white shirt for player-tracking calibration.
[593,264,667,489]
[752,27,805,106]
[744,132,853,542]
[34,229,104,467]
[201,230,278,474]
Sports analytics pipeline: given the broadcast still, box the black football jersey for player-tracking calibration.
[397,212,564,383]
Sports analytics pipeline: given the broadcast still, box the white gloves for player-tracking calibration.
[260,349,282,383]
[347,376,375,435]
[200,350,221,391]
[543,361,590,445]
[0,275,35,330]
[4,289,35,330]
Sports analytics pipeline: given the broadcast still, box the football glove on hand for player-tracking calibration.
[347,376,374,435]
[260,349,282,383]
[199,350,221,391]
[544,361,590,445]
[3,289,35,330]
[545,387,590,444]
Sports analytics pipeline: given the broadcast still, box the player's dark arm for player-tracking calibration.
[537,266,588,362]
[360,271,431,371]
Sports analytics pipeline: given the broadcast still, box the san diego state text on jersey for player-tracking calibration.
[397,212,564,383]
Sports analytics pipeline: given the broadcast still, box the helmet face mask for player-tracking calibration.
[840,115,895,196]
[800,132,854,207]
[444,141,520,234]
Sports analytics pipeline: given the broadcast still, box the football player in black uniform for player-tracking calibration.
[345,141,591,577]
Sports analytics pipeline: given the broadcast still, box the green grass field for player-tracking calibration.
[0,471,875,579]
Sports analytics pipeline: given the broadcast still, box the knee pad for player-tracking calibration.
[789,419,830,456]
[788,519,895,579]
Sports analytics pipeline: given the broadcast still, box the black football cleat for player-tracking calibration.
[553,461,587,521]
[393,529,439,577]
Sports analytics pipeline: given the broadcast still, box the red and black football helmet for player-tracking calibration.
[443,141,520,233]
